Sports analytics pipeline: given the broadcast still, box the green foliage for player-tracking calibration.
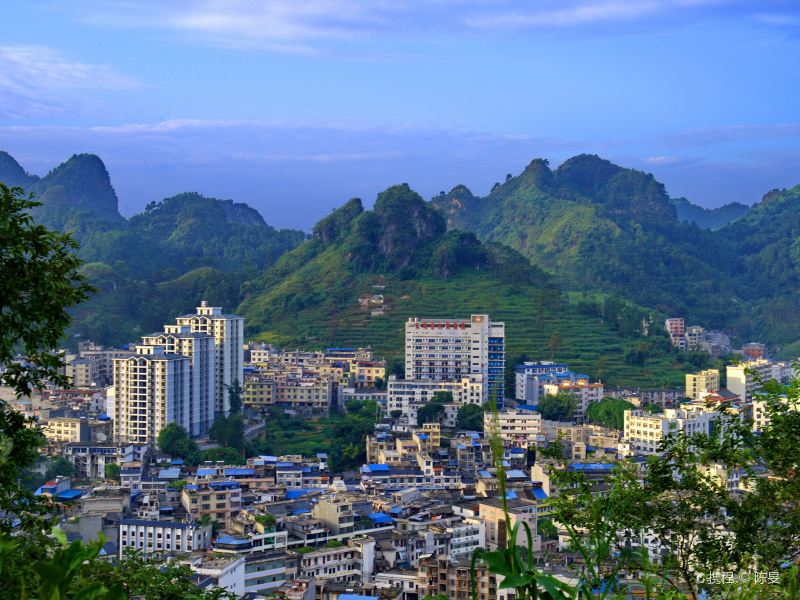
[209,413,245,451]
[255,513,276,527]
[0,184,92,396]
[44,456,77,480]
[325,540,345,548]
[456,403,485,431]
[417,401,446,424]
[537,392,578,421]
[157,423,200,464]
[104,462,120,481]
[586,397,636,430]
[226,379,243,414]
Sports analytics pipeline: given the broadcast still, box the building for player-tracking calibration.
[514,361,569,403]
[664,318,686,349]
[184,553,246,597]
[726,359,774,402]
[623,408,713,455]
[175,301,244,416]
[417,554,503,600]
[119,519,212,557]
[40,414,113,444]
[404,315,505,404]
[542,377,604,419]
[142,327,216,435]
[294,536,375,586]
[181,480,242,527]
[478,498,539,551]
[484,406,542,446]
[387,375,484,418]
[112,345,191,445]
[685,369,720,402]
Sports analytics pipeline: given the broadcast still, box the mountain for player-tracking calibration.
[432,155,739,328]
[239,184,692,387]
[431,155,800,353]
[0,152,307,345]
[672,197,749,229]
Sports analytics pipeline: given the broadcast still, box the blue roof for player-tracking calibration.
[516,404,539,412]
[569,463,615,471]
[197,468,217,476]
[417,433,428,439]
[505,490,518,500]
[57,489,83,500]
[158,467,181,479]
[292,507,311,515]
[368,464,390,472]
[184,484,198,491]
[510,448,526,454]
[286,489,311,500]
[533,488,549,500]
[368,512,393,524]
[209,481,239,489]
[505,469,527,478]
[216,535,251,546]
[171,459,184,465]
[224,468,254,477]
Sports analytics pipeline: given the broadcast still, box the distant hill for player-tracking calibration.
[431,155,800,353]
[0,152,307,345]
[239,184,694,387]
[672,197,749,229]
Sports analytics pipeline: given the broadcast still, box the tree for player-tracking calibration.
[537,392,578,421]
[546,331,562,360]
[157,423,199,463]
[390,409,403,420]
[209,413,245,451]
[104,463,121,481]
[226,379,243,414]
[45,456,76,480]
[586,397,635,430]
[417,401,446,424]
[0,184,93,398]
[456,404,485,431]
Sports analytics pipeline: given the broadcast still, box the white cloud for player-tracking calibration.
[0,45,138,119]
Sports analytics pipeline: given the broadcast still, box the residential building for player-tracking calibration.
[40,414,113,444]
[542,377,604,419]
[478,498,539,551]
[142,327,216,435]
[112,345,191,445]
[484,406,542,446]
[181,480,242,527]
[175,301,244,416]
[727,359,774,401]
[514,361,569,403]
[685,369,720,402]
[623,408,713,455]
[387,375,484,417]
[665,318,686,349]
[119,519,212,557]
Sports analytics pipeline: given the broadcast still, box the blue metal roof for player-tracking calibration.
[367,512,393,524]
[516,404,539,412]
[569,463,615,471]
[224,468,254,477]
[533,488,549,500]
[286,489,311,500]
[368,464,390,472]
[216,535,251,546]
[158,467,181,479]
[57,489,83,500]
[196,468,217,476]
[505,469,527,478]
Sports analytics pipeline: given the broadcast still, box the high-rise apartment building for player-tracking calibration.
[142,328,216,435]
[175,301,244,416]
[112,345,191,445]
[726,359,773,402]
[404,314,505,403]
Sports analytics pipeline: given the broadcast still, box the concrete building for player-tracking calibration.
[175,301,244,416]
[542,377,604,419]
[623,408,713,455]
[184,553,246,597]
[665,318,686,349]
[484,406,542,446]
[685,369,720,402]
[181,480,242,527]
[405,314,505,404]
[727,359,774,402]
[478,498,539,551]
[40,414,112,444]
[514,361,569,403]
[386,375,484,417]
[118,519,211,557]
[112,345,191,445]
[142,328,216,436]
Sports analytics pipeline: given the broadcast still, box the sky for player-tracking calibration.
[1,1,799,229]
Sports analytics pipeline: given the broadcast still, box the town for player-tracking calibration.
[4,301,795,599]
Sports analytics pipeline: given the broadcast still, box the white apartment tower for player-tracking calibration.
[175,301,245,416]
[141,328,216,436]
[112,345,191,445]
[405,314,505,403]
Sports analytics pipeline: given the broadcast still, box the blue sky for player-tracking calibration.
[1,1,799,229]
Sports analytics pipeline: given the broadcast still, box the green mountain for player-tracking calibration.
[0,152,307,346]
[672,197,749,229]
[431,155,800,353]
[240,184,696,388]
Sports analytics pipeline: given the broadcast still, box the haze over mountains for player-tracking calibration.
[2,150,799,382]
